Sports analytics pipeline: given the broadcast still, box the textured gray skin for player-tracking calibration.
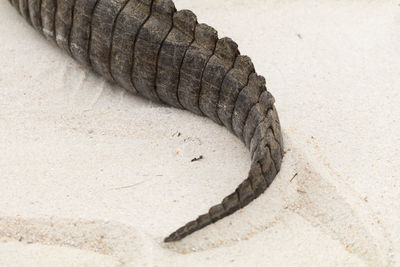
[243,91,275,148]
[232,73,265,141]
[199,37,239,124]
[110,0,152,93]
[177,23,218,115]
[10,0,284,243]
[28,0,42,33]
[41,0,57,41]
[156,10,197,108]
[218,55,255,132]
[19,0,31,23]
[90,0,130,81]
[54,0,75,54]
[132,0,175,102]
[70,0,99,67]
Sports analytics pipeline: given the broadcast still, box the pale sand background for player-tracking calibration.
[0,0,399,266]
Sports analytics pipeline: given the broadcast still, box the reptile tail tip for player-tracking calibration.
[164,232,181,243]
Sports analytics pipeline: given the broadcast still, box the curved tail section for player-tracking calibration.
[8,0,284,243]
[165,103,283,242]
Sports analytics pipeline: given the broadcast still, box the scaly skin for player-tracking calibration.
[9,0,284,242]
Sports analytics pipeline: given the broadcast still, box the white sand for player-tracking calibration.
[0,0,399,266]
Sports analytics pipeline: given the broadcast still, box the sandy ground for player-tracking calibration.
[0,0,399,266]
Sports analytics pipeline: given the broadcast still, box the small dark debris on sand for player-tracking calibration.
[191,155,204,162]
